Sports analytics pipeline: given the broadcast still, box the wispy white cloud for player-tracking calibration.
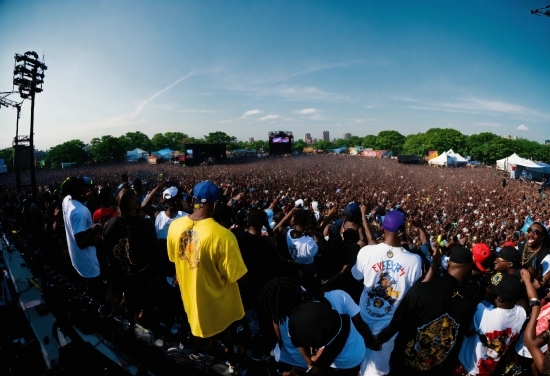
[517,124,529,131]
[473,122,501,128]
[240,109,263,118]
[408,97,550,122]
[228,84,350,102]
[260,114,280,121]
[131,72,194,118]
[293,108,318,115]
[179,109,218,113]
[393,96,419,103]
[73,72,194,131]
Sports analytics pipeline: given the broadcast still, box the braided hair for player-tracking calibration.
[293,209,316,232]
[258,277,305,325]
[247,207,267,228]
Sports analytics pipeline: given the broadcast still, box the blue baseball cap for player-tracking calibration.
[344,203,360,219]
[193,180,220,203]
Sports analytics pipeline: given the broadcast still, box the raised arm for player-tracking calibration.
[360,204,377,245]
[521,268,548,374]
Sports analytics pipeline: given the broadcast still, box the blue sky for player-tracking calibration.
[1,1,549,150]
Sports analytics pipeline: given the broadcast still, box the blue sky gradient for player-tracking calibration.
[1,1,549,150]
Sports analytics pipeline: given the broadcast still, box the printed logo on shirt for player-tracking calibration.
[371,259,406,276]
[289,244,298,261]
[178,229,200,269]
[477,328,518,375]
[404,313,459,371]
[365,271,401,317]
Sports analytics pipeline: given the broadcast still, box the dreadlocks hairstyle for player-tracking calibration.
[293,209,316,232]
[532,221,550,250]
[258,277,305,325]
[247,207,267,228]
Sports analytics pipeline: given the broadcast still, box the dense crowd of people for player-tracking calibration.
[1,154,550,376]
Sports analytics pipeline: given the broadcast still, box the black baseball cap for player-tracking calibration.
[498,246,521,265]
[449,246,472,264]
[490,272,523,302]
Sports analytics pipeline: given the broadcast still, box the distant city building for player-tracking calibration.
[503,135,517,140]
[312,137,318,143]
[248,137,254,143]
[332,138,337,142]
[304,133,311,143]
[343,133,351,140]
[322,131,330,141]
[545,140,550,146]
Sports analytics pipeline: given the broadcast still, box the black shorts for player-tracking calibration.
[229,317,250,346]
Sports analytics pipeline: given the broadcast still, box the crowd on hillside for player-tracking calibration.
[1,155,550,376]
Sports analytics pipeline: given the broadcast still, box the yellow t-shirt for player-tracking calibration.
[167,216,247,338]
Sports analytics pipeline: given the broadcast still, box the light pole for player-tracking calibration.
[0,94,24,190]
[13,51,47,197]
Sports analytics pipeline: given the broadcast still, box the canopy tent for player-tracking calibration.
[534,161,550,173]
[428,151,453,166]
[151,148,174,159]
[330,147,347,154]
[446,149,467,163]
[126,148,148,161]
[496,153,543,171]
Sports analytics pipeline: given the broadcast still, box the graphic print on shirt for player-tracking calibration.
[405,313,459,371]
[365,270,401,317]
[179,229,200,269]
[288,243,298,261]
[477,328,519,375]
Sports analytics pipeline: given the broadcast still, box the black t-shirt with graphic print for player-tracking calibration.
[388,273,479,376]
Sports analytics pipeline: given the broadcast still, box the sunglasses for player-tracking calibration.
[527,228,542,236]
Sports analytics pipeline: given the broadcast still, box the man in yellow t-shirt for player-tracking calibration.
[167,180,247,363]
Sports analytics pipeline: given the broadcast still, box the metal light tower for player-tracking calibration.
[13,51,47,197]
[0,93,23,190]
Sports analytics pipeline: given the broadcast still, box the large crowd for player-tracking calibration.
[1,154,549,376]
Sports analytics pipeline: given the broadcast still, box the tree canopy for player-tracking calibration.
[36,127,550,169]
[44,139,88,168]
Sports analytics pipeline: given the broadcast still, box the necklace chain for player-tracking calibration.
[522,244,542,265]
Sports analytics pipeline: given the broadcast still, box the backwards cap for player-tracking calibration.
[193,180,220,203]
[383,210,406,233]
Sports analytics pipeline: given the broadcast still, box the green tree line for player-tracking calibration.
[0,128,548,169]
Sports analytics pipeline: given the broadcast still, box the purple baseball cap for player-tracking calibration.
[382,210,406,233]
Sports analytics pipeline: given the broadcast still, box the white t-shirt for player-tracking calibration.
[155,210,187,239]
[351,243,422,376]
[276,290,365,369]
[62,196,100,278]
[459,303,526,375]
[540,254,550,277]
[286,229,318,264]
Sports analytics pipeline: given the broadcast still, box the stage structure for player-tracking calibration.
[12,51,47,196]
[268,131,293,155]
[181,143,226,166]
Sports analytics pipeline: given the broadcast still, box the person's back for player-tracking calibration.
[351,210,423,376]
[387,272,478,375]
[457,273,526,376]
[167,181,247,339]
[233,228,280,310]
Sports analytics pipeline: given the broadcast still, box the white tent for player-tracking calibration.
[496,153,541,171]
[126,148,147,161]
[428,151,452,166]
[446,149,467,163]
